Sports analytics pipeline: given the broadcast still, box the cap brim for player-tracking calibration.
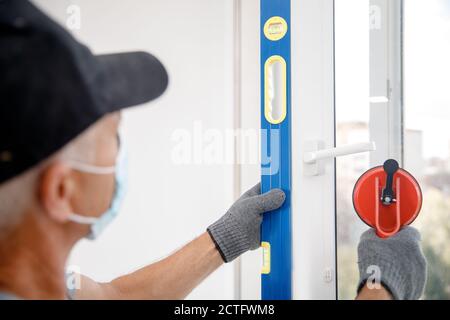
[95,51,169,111]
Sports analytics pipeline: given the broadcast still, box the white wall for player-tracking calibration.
[32,0,237,299]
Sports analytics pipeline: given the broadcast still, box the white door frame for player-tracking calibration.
[369,0,404,166]
[291,0,337,300]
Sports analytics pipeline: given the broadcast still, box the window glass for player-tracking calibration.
[335,0,370,300]
[336,0,450,300]
[404,0,450,300]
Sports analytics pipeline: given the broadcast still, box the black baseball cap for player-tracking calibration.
[0,0,169,184]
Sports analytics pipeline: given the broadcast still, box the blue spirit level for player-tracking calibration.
[260,0,292,300]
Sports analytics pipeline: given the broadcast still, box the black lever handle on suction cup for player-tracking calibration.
[381,159,399,205]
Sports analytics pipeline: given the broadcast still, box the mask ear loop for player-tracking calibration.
[66,135,124,224]
[65,161,116,224]
[68,213,99,224]
[66,160,115,225]
[64,134,122,175]
[65,161,116,175]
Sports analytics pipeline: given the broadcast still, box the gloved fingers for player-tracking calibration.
[357,225,426,300]
[360,226,421,242]
[359,228,378,241]
[243,188,286,214]
[239,182,261,200]
[393,226,421,242]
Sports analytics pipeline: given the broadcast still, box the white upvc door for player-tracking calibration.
[290,0,337,300]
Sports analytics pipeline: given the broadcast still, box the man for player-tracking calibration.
[0,0,426,300]
[0,0,285,300]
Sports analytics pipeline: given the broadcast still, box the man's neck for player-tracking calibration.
[0,216,72,299]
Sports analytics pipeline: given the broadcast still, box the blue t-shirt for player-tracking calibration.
[0,271,76,300]
[0,292,20,300]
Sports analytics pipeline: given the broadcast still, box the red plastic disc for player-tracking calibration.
[353,166,422,238]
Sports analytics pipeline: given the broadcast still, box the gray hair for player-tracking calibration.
[0,124,99,235]
[0,164,40,236]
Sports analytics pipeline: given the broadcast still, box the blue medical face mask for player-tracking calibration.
[66,138,128,240]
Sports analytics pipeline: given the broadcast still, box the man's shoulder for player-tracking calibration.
[0,291,21,300]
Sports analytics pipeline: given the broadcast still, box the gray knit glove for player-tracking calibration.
[207,183,286,263]
[357,226,427,300]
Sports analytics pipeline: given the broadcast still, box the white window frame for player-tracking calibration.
[369,0,404,166]
[237,0,403,300]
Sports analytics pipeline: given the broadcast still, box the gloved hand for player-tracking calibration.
[357,226,427,300]
[207,183,286,263]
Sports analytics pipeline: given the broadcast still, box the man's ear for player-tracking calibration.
[39,162,76,223]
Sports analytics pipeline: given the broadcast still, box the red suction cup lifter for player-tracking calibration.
[353,159,422,238]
